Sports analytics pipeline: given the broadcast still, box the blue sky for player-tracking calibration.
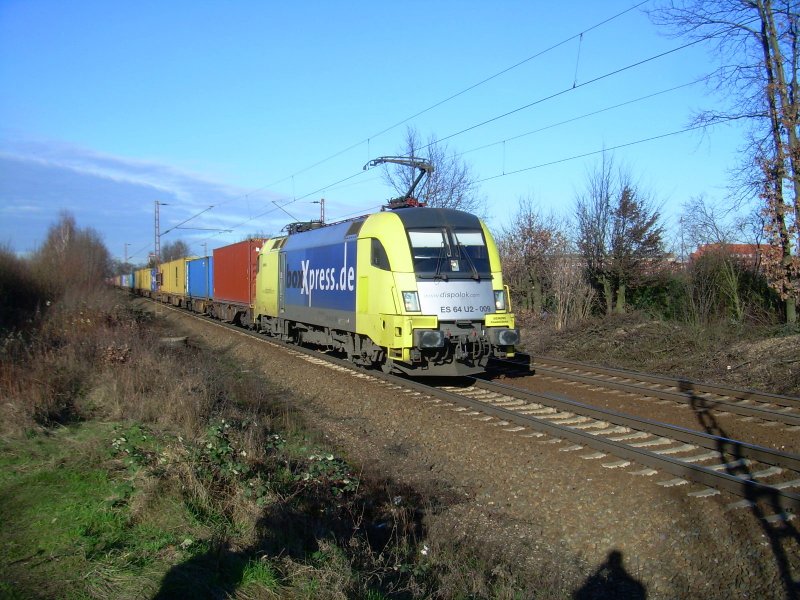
[0,1,747,263]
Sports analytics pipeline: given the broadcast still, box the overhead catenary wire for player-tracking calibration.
[135,73,699,261]
[193,44,707,247]
[230,53,704,226]
[146,1,653,251]
[145,78,704,256]
[419,36,709,153]
[137,5,759,260]
[161,205,216,237]
[475,120,735,184]
[255,0,652,193]
[457,79,704,158]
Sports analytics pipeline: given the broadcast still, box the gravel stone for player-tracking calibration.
[149,302,800,600]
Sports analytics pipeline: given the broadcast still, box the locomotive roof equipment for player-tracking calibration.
[363,156,434,210]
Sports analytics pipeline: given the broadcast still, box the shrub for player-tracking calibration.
[0,245,47,333]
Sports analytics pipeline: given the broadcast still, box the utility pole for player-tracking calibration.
[154,201,170,261]
[154,201,168,287]
[154,200,161,266]
[124,243,130,265]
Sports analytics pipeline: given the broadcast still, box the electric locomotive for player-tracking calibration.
[253,157,518,376]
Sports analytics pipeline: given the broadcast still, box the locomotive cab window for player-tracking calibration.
[407,227,490,279]
[453,230,490,274]
[371,238,391,270]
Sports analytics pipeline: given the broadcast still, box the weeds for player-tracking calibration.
[0,271,546,597]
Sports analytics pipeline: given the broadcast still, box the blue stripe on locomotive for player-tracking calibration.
[281,222,358,312]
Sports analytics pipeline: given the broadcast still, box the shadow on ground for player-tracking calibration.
[682,380,800,600]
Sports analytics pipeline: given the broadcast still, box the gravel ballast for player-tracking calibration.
[151,303,799,599]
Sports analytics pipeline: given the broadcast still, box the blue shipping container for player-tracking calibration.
[187,257,214,300]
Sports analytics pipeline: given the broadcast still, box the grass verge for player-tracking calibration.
[1,288,553,599]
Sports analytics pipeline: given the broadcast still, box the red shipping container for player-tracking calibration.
[213,239,267,304]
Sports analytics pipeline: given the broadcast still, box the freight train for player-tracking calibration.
[116,159,519,376]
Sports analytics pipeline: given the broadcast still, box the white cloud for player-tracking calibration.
[0,137,292,258]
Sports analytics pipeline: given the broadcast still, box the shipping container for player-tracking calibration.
[187,256,213,299]
[213,239,266,305]
[134,267,151,293]
[159,257,194,304]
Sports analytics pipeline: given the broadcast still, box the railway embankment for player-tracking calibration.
[147,298,800,600]
[520,314,800,397]
[2,289,798,598]
[0,290,570,598]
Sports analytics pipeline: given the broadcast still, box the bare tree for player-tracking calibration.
[382,126,485,214]
[576,156,665,314]
[160,240,190,262]
[651,0,800,322]
[497,197,563,314]
[576,154,615,314]
[681,195,750,321]
[30,211,111,297]
[549,240,595,331]
[681,194,739,247]
[497,198,594,328]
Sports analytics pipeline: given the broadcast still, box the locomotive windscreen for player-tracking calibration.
[407,227,490,279]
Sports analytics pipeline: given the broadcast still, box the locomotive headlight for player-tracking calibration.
[494,290,507,311]
[402,291,421,312]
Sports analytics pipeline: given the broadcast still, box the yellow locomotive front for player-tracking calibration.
[355,207,518,376]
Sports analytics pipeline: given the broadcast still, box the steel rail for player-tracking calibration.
[469,378,800,472]
[410,378,800,514]
[531,364,800,427]
[534,355,800,410]
[531,363,800,427]
[139,298,800,513]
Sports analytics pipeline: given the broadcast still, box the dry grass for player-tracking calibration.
[521,310,800,395]
[1,282,564,598]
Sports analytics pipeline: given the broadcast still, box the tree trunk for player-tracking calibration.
[615,283,626,314]
[757,0,799,324]
[788,297,797,324]
[532,276,542,316]
[601,276,613,316]
[760,0,800,236]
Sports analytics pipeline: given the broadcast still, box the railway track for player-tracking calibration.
[491,354,800,429]
[146,300,800,521]
[431,377,800,518]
